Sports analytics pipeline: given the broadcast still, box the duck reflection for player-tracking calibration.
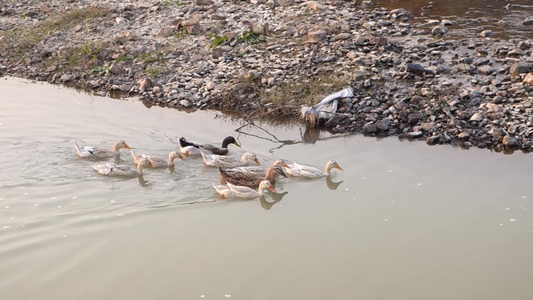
[325,175,343,190]
[259,191,289,210]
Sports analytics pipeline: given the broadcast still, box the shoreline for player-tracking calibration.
[1,0,532,152]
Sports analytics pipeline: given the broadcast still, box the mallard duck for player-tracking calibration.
[284,160,343,179]
[179,136,240,155]
[131,150,184,168]
[213,180,276,200]
[201,151,260,168]
[93,157,153,177]
[74,140,131,159]
[219,164,288,189]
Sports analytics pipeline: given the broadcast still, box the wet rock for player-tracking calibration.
[363,123,378,134]
[523,17,533,26]
[502,135,518,148]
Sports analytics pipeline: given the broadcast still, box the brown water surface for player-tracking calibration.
[375,0,533,39]
[1,76,533,299]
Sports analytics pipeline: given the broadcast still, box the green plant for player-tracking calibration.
[209,34,230,48]
[144,68,162,78]
[239,32,266,44]
[92,64,110,76]
[115,56,129,63]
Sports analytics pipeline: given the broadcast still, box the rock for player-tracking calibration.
[181,19,199,27]
[196,0,214,5]
[186,24,203,35]
[480,30,493,37]
[138,77,152,92]
[406,63,434,75]
[363,123,378,134]
[502,135,518,148]
[307,1,321,11]
[376,118,391,131]
[179,99,192,108]
[157,28,173,37]
[108,63,124,75]
[431,25,448,36]
[524,73,533,86]
[469,112,484,122]
[251,23,269,35]
[509,63,530,76]
[518,41,531,51]
[307,29,327,43]
[523,17,533,26]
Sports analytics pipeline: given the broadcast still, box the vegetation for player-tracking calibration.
[209,34,230,48]
[0,7,110,58]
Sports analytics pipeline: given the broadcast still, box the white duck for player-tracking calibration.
[93,157,153,177]
[213,180,276,200]
[201,151,260,168]
[284,160,343,179]
[74,140,131,159]
[131,150,184,168]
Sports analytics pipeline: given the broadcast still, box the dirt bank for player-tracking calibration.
[1,0,532,152]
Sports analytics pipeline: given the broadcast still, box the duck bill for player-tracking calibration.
[124,144,132,149]
[268,186,276,193]
[254,158,261,165]
[234,141,241,148]
[336,165,344,171]
[178,154,185,160]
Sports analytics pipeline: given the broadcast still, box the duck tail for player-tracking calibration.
[179,137,199,148]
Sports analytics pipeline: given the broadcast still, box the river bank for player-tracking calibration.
[1,0,532,152]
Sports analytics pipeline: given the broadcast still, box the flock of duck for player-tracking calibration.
[74,136,343,200]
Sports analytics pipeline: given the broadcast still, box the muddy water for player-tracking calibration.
[375,0,533,39]
[1,76,533,299]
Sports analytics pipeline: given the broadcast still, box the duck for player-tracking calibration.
[219,163,288,189]
[179,136,240,155]
[93,157,153,177]
[201,151,260,168]
[131,150,184,168]
[222,159,289,177]
[213,180,276,200]
[74,140,131,159]
[284,160,343,179]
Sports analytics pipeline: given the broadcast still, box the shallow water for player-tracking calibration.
[1,76,533,299]
[375,0,533,39]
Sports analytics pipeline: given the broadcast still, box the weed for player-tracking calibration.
[115,56,129,63]
[144,68,162,78]
[92,64,110,76]
[239,32,266,44]
[209,34,230,48]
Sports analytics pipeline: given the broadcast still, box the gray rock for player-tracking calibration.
[509,63,531,76]
[363,123,378,134]
[431,25,448,36]
[480,30,493,37]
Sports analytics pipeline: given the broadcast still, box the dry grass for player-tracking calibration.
[0,7,111,58]
[213,71,352,124]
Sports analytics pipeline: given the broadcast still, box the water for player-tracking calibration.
[1,76,533,299]
[375,0,533,39]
